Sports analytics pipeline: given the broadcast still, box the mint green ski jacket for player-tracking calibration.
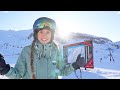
[5,41,74,79]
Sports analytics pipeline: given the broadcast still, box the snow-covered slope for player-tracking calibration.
[0,30,33,64]
[0,30,120,79]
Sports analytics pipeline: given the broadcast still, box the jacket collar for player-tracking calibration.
[35,40,53,48]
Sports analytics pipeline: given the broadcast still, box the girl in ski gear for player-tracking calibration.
[0,17,80,79]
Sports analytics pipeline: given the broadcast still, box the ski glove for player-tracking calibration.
[72,54,82,70]
[72,61,81,70]
[0,54,10,75]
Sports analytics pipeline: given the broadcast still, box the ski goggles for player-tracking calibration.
[35,21,56,31]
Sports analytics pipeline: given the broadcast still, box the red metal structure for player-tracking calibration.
[63,40,94,69]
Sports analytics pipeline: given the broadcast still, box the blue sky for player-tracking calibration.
[0,11,120,42]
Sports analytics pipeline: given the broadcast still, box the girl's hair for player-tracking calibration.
[30,40,36,79]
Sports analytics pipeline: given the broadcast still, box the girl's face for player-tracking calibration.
[37,29,52,44]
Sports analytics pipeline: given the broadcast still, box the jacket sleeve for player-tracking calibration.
[56,50,75,76]
[5,47,27,79]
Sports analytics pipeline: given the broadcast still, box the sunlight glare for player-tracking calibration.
[56,19,73,40]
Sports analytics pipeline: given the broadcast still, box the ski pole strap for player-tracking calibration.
[79,67,82,79]
[74,67,83,79]
[74,70,79,79]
